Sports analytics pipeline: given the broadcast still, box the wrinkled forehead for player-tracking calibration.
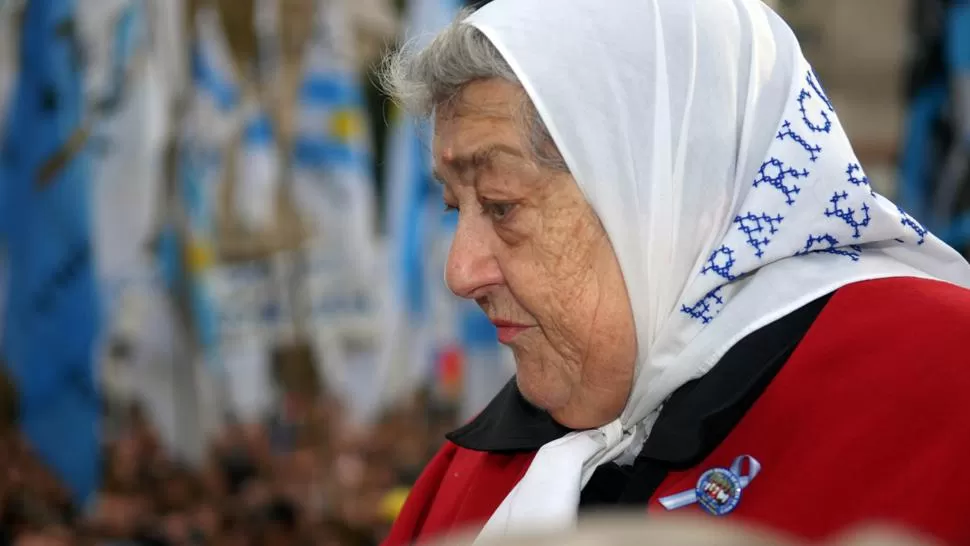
[432,79,533,173]
[434,75,527,118]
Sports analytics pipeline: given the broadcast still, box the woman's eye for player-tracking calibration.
[443,203,458,213]
[484,202,516,222]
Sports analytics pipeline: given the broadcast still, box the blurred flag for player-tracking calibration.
[235,0,281,234]
[146,0,187,114]
[934,0,970,247]
[236,104,280,232]
[292,0,377,270]
[378,0,513,416]
[81,0,212,461]
[78,0,170,335]
[292,0,382,420]
[177,5,240,372]
[899,0,970,252]
[0,0,101,504]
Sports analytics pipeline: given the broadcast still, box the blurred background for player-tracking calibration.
[0,0,967,544]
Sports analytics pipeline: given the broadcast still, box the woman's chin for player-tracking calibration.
[514,375,626,430]
[548,407,619,431]
[514,373,566,413]
[513,376,604,429]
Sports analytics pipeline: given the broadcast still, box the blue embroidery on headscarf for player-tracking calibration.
[683,67,879,327]
[846,163,876,196]
[776,121,822,162]
[897,206,928,245]
[734,212,784,258]
[807,70,835,111]
[681,287,724,324]
[800,71,834,133]
[702,245,738,280]
[824,191,871,239]
[753,158,807,205]
[795,234,862,261]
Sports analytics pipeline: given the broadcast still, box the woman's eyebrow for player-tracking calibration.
[432,143,523,184]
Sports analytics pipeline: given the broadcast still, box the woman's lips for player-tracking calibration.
[491,320,532,343]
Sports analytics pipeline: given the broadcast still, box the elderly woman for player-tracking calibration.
[381,0,970,544]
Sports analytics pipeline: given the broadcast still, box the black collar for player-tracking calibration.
[446,292,833,464]
[446,376,573,451]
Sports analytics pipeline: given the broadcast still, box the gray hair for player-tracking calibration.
[379,8,567,171]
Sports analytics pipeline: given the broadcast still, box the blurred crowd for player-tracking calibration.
[0,379,456,546]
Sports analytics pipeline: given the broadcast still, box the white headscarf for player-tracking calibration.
[463,0,970,539]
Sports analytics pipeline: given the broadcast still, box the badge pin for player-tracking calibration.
[696,467,743,515]
[658,455,761,516]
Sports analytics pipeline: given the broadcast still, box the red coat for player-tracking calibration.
[385,278,970,545]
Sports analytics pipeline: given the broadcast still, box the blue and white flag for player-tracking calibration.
[235,103,280,233]
[234,0,281,234]
[0,0,101,504]
[292,0,377,271]
[78,0,170,334]
[177,5,240,372]
[288,0,383,421]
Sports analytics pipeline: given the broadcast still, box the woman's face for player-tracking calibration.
[434,78,637,429]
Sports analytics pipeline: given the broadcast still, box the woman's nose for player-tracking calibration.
[445,218,503,299]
